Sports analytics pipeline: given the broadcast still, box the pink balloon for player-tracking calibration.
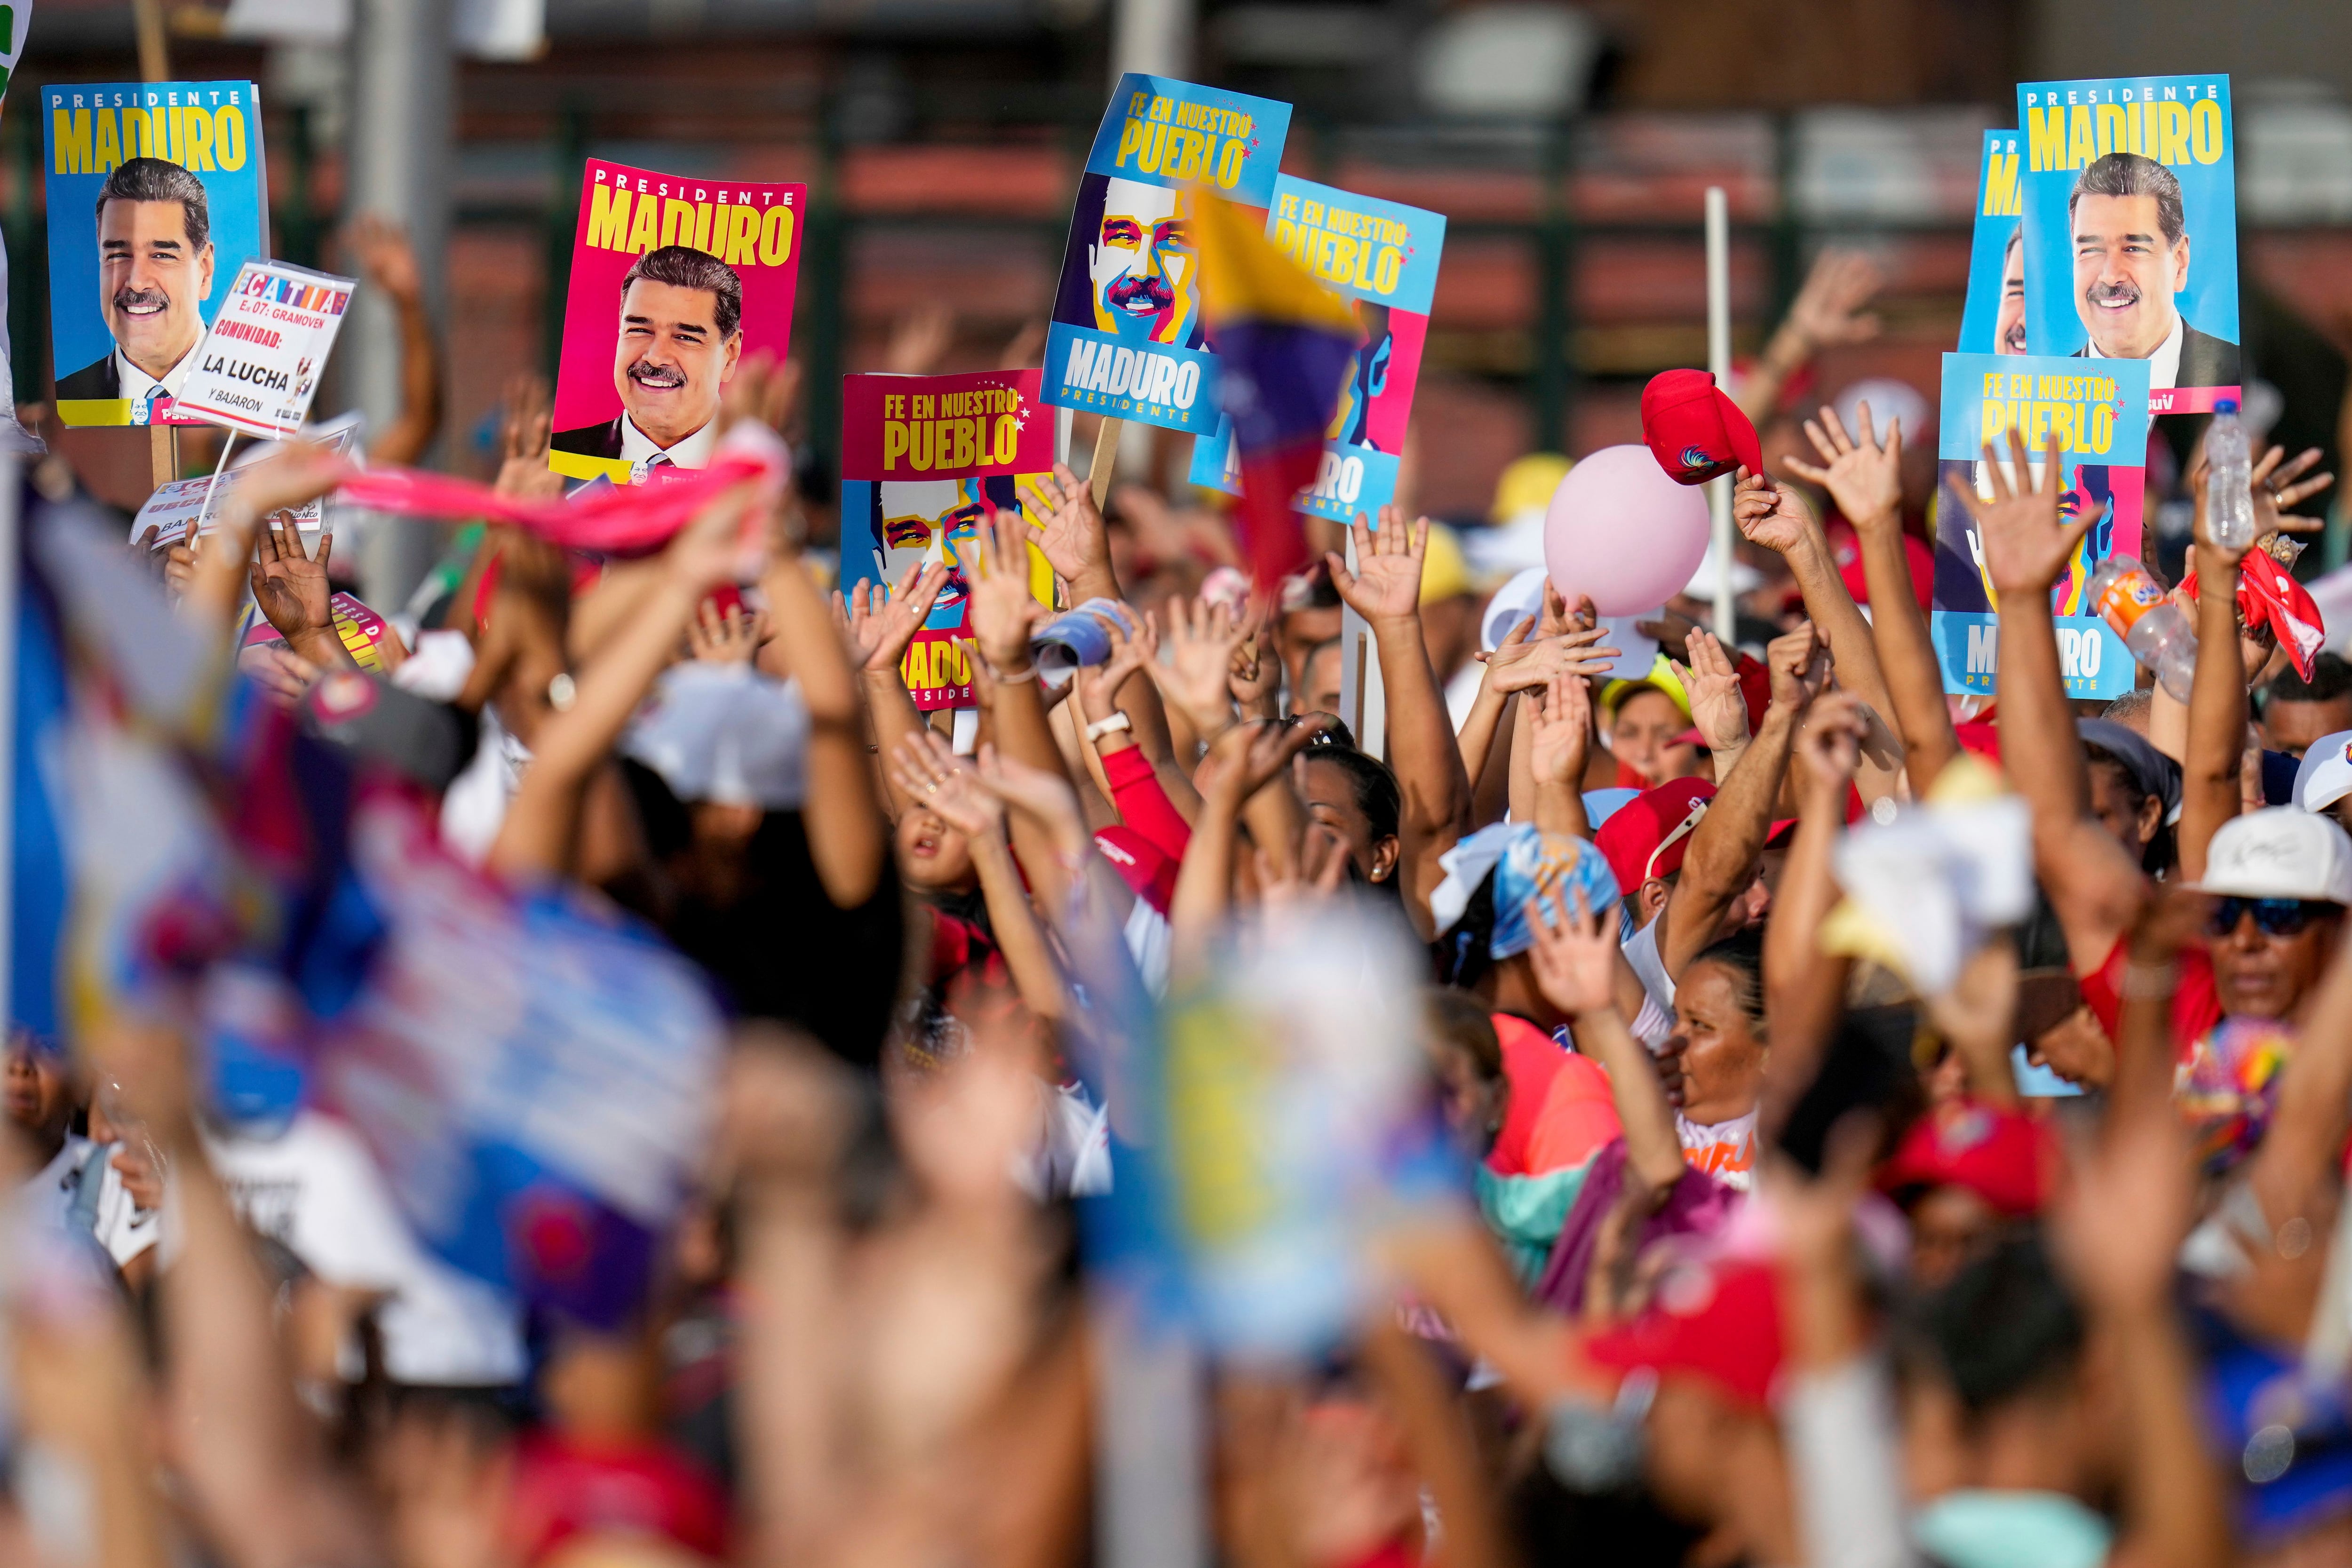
[1542,444,1712,616]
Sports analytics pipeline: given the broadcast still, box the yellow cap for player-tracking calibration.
[1420,522,1472,604]
[1490,453,1573,522]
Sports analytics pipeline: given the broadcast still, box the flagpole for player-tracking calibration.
[1704,186,1734,645]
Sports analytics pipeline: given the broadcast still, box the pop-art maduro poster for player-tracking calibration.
[839,368,1058,711]
[1042,74,1291,438]
[44,80,267,427]
[1932,352,2150,700]
[2015,75,2238,414]
[549,159,805,485]
[1959,130,2027,358]
[1187,176,1442,523]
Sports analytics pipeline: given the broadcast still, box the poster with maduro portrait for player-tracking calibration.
[1931,352,2150,700]
[1958,130,2027,357]
[1186,176,1442,523]
[2015,75,2238,415]
[44,80,268,427]
[1042,74,1291,438]
[839,368,1058,711]
[548,159,804,485]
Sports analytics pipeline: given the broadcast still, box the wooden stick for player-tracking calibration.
[1087,415,1121,510]
[149,426,174,488]
[133,0,170,84]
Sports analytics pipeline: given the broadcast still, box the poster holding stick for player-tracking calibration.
[42,80,270,428]
[838,367,1057,711]
[2014,75,2238,414]
[1041,74,1292,441]
[548,159,805,486]
[1931,351,2150,700]
[171,257,355,438]
[1185,175,1443,528]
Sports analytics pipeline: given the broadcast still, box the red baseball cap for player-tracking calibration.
[1595,777,1716,894]
[1585,1258,1785,1409]
[1641,369,1764,486]
[1877,1100,2058,1218]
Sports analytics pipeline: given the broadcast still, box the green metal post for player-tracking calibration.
[5,101,41,404]
[804,100,846,484]
[1533,119,1575,453]
[278,103,321,269]
[543,101,589,382]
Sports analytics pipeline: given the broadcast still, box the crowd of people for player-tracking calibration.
[10,203,2352,1568]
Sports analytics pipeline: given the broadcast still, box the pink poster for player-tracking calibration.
[548,159,804,485]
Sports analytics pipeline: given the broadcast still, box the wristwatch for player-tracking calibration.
[1085,711,1133,742]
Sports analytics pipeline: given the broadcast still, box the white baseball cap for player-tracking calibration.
[2293,730,2352,814]
[2197,806,2352,904]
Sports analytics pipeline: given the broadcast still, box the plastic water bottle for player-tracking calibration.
[2207,396,2257,551]
[2087,556,2196,701]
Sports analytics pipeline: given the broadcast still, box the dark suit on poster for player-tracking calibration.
[550,418,626,461]
[2070,320,2241,390]
[55,355,123,400]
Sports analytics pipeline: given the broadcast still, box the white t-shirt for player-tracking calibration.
[202,1112,525,1387]
[1621,916,1678,1046]
[21,1136,160,1268]
[1678,1108,1758,1191]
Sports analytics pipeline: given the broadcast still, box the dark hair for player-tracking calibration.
[2082,741,2177,874]
[2101,688,2152,725]
[2260,652,2352,712]
[621,245,744,339]
[1686,928,1765,1027]
[1424,987,1501,1082]
[2002,223,2023,264]
[1303,745,1401,844]
[95,156,209,250]
[2068,152,2185,247]
[1916,1232,2084,1416]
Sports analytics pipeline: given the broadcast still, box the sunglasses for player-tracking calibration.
[2207,897,2338,939]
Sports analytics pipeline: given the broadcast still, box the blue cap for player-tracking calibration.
[2217,397,2241,415]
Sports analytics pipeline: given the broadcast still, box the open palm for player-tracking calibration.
[1786,402,1902,528]
[1326,506,1426,622]
[1023,463,1113,586]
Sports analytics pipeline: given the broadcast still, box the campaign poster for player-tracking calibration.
[1958,131,2028,357]
[2015,75,2239,415]
[1041,74,1292,438]
[548,159,805,486]
[838,368,1057,711]
[173,258,354,438]
[1185,176,1441,523]
[43,80,268,427]
[1932,352,2150,700]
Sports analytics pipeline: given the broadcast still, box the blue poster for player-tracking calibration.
[2015,75,2238,415]
[1958,130,2027,357]
[1041,74,1292,437]
[1931,352,2150,700]
[43,81,269,427]
[1187,175,1443,523]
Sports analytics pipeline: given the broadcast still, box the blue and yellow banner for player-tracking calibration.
[1187,176,1444,523]
[1931,351,2150,699]
[1042,75,1293,437]
[1958,130,2026,357]
[2015,75,2239,414]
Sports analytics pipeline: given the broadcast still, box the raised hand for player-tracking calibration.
[1257,822,1351,911]
[1670,628,1749,751]
[1794,687,1868,793]
[1325,506,1427,624]
[1481,621,1622,695]
[1765,620,1831,712]
[1780,248,1883,354]
[882,302,956,378]
[839,561,949,672]
[1526,887,1620,1019]
[1228,611,1280,717]
[1023,463,1115,590]
[238,641,320,706]
[1197,715,1331,808]
[1527,672,1592,788]
[1955,428,2100,596]
[2250,444,2333,542]
[1731,468,1813,556]
[343,213,423,303]
[890,730,1007,841]
[967,508,1050,671]
[2052,1093,2192,1315]
[688,595,767,664]
[1147,595,1248,737]
[666,482,765,595]
[249,519,336,646]
[493,372,563,501]
[719,349,802,438]
[1786,400,1903,530]
[1073,605,1153,726]
[971,741,1090,857]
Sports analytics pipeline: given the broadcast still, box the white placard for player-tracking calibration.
[173,259,358,440]
[130,411,365,545]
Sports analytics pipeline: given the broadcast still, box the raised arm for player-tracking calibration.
[489,486,757,882]
[838,562,950,818]
[1761,691,1867,1133]
[1526,887,1687,1195]
[1963,430,2143,973]
[345,215,445,467]
[1024,464,1121,605]
[1731,249,1882,429]
[1327,509,1469,940]
[1526,671,1594,842]
[962,509,1073,898]
[1787,401,1960,791]
[1660,622,1826,979]
[182,445,356,636]
[761,525,889,908]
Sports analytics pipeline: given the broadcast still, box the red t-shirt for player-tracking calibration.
[2077,937,2222,1059]
[1486,1014,1624,1177]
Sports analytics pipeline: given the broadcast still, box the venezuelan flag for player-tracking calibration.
[1192,188,1361,587]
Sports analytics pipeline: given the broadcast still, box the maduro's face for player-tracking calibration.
[1089,178,1194,345]
[2071,191,2188,362]
[877,479,987,626]
[612,278,740,451]
[99,197,212,376]
[1996,239,2027,355]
